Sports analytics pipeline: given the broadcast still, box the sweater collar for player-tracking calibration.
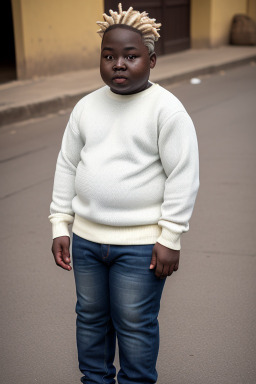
[105,82,159,101]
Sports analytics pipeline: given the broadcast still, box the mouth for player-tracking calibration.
[112,76,127,84]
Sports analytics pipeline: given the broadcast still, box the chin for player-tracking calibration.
[110,85,132,94]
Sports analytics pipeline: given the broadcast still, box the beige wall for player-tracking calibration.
[11,0,104,79]
[248,0,256,22]
[191,0,255,48]
[210,0,247,46]
[191,0,211,48]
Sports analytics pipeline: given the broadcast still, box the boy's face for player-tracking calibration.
[100,27,156,95]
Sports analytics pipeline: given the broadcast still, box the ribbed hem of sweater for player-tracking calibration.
[72,214,161,245]
[49,213,182,250]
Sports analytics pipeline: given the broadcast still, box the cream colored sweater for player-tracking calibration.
[49,84,199,250]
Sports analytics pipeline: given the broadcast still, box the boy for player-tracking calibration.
[50,3,199,384]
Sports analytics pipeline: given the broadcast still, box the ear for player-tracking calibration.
[149,52,157,69]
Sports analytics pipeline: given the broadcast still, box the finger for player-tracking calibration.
[150,250,157,269]
[167,266,174,276]
[62,245,71,265]
[155,262,164,278]
[56,259,72,271]
[54,249,72,271]
[160,264,170,279]
[173,262,179,272]
[61,248,72,270]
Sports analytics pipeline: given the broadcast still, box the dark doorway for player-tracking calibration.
[104,0,190,55]
[0,0,17,83]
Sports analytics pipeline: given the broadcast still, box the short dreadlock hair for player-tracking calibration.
[96,3,161,54]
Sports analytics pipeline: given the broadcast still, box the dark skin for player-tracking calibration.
[100,26,156,95]
[52,27,180,278]
[52,236,71,271]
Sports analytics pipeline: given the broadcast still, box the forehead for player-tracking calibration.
[102,27,146,50]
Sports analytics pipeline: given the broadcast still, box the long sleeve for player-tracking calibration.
[157,111,199,250]
[49,104,85,238]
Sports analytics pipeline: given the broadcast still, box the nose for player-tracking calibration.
[113,57,126,71]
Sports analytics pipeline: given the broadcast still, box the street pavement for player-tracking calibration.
[0,64,256,384]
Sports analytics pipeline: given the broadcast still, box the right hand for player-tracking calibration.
[51,236,72,271]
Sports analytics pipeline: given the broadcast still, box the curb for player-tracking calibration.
[0,91,94,127]
[156,55,256,86]
[1,55,255,127]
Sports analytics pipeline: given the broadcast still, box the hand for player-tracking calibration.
[150,242,180,279]
[51,236,72,271]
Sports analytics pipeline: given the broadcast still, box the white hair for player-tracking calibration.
[96,3,161,54]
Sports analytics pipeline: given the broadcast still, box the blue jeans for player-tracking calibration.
[72,234,165,384]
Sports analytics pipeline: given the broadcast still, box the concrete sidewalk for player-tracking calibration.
[0,45,256,127]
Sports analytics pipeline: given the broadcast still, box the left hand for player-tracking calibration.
[150,242,180,279]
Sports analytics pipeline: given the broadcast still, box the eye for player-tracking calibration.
[105,55,114,60]
[126,55,136,60]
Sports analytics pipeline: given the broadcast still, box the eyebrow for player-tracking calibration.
[102,46,138,52]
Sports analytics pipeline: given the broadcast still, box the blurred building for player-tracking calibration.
[1,0,256,81]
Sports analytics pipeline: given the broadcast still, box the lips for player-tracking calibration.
[112,76,127,84]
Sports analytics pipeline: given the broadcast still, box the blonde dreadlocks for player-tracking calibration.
[96,3,161,54]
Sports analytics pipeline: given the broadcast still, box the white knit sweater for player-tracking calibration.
[49,83,199,250]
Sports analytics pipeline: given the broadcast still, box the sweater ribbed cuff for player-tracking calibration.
[157,227,181,250]
[49,213,74,239]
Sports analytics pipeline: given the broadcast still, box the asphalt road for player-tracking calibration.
[1,64,256,384]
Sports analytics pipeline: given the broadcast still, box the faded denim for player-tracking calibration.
[72,234,165,384]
